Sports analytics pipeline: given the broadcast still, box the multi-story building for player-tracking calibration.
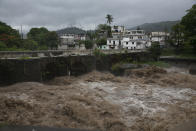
[124,30,151,49]
[111,25,126,36]
[58,34,86,50]
[150,32,170,46]
[106,29,151,50]
[107,35,122,49]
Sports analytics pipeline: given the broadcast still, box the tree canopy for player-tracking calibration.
[27,27,59,50]
[0,21,21,49]
[106,14,113,25]
[0,21,60,51]
[169,4,196,54]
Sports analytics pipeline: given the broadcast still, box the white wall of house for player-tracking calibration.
[80,36,86,41]
[136,41,146,49]
[121,37,136,49]
[107,39,121,46]
[146,41,152,47]
[112,26,125,33]
[58,44,68,50]
[107,40,120,49]
[151,36,166,43]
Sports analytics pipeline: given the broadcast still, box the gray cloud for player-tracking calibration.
[0,0,195,31]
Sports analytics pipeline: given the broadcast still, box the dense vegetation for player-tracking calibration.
[0,21,22,51]
[0,22,59,51]
[165,4,196,56]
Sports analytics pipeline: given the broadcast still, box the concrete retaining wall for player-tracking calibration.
[0,52,151,85]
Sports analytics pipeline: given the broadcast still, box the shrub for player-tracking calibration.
[148,42,162,61]
[93,48,106,58]
[0,41,7,51]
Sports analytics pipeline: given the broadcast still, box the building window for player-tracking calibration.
[109,40,111,43]
[126,42,128,45]
[138,36,142,39]
[132,42,134,44]
[113,41,115,45]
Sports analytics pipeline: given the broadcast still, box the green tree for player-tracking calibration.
[106,14,113,25]
[96,38,107,47]
[148,42,162,61]
[0,41,7,51]
[96,24,112,38]
[22,39,38,50]
[170,23,185,52]
[181,4,196,53]
[0,21,22,48]
[84,40,93,49]
[181,4,196,37]
[45,31,59,50]
[27,27,49,46]
[86,30,96,40]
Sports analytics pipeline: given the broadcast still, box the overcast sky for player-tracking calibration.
[0,0,195,32]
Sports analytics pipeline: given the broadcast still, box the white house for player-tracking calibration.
[107,35,122,49]
[58,34,75,50]
[111,25,126,36]
[106,29,151,50]
[150,32,170,46]
[58,34,86,50]
[121,37,136,50]
[123,30,151,49]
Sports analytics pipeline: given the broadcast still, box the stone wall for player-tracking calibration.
[0,52,151,85]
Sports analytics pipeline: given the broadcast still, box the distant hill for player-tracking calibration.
[129,21,180,32]
[56,27,86,35]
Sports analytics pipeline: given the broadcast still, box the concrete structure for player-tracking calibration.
[106,29,151,50]
[79,44,86,50]
[58,34,75,50]
[58,34,86,50]
[123,30,151,49]
[121,37,136,50]
[107,35,122,49]
[0,51,151,85]
[111,25,126,36]
[150,32,170,46]
[0,49,147,59]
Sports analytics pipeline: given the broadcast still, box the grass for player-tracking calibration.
[146,61,170,68]
[0,123,8,128]
[93,48,106,58]
[132,61,170,68]
[161,48,196,59]
[174,54,196,59]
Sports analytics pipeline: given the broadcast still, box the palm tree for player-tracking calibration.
[106,14,113,25]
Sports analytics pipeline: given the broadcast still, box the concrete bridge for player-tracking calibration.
[0,49,146,59]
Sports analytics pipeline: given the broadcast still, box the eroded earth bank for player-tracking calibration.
[0,67,196,131]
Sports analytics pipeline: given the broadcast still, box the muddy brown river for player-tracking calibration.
[0,67,196,131]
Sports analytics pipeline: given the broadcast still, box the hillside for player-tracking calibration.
[56,27,86,35]
[129,21,180,32]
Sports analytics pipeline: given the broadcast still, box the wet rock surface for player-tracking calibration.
[0,67,196,131]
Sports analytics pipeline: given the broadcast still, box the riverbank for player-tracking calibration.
[0,67,196,131]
